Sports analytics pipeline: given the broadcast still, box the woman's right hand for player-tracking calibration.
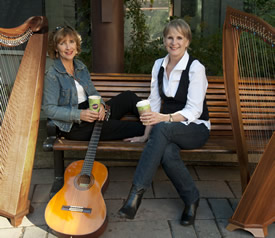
[80,109,99,123]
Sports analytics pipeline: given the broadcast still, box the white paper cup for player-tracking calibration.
[136,100,151,125]
[136,100,151,115]
[88,95,101,112]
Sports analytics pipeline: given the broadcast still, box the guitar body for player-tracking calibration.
[45,160,109,238]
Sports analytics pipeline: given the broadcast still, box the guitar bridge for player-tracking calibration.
[62,205,92,213]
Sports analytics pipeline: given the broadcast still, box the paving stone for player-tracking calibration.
[131,198,183,221]
[25,203,47,226]
[195,166,240,181]
[48,231,58,238]
[104,181,153,199]
[196,199,214,220]
[108,166,136,181]
[228,181,242,198]
[105,200,125,222]
[23,226,48,238]
[32,184,52,203]
[108,198,183,222]
[153,166,198,181]
[208,199,234,219]
[169,220,197,238]
[196,181,234,198]
[267,223,275,238]
[0,216,13,229]
[153,180,179,198]
[194,219,221,238]
[31,169,54,185]
[216,219,254,237]
[0,227,22,238]
[228,198,240,210]
[101,220,172,238]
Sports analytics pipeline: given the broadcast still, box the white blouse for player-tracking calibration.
[74,79,87,104]
[148,51,211,130]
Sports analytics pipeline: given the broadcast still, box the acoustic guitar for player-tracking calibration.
[45,108,110,238]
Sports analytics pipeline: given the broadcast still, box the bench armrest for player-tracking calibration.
[43,119,58,152]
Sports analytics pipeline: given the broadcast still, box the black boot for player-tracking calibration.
[181,199,199,226]
[118,185,145,219]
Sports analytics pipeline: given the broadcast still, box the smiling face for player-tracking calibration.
[56,34,77,63]
[163,27,190,61]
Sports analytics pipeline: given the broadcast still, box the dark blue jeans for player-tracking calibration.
[133,121,209,205]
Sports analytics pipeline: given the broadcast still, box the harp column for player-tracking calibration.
[91,0,124,73]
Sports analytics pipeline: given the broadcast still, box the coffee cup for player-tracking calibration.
[136,100,151,125]
[88,95,101,112]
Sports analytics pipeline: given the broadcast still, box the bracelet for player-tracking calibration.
[169,114,173,122]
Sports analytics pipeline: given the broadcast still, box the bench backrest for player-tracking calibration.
[91,73,230,136]
[91,73,275,137]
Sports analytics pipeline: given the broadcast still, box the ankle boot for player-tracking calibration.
[181,199,200,226]
[118,185,145,219]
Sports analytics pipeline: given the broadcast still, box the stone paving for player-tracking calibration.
[0,165,274,238]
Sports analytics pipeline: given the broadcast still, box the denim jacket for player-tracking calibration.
[42,58,104,132]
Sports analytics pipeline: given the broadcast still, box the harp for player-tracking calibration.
[0,17,48,226]
[223,7,275,237]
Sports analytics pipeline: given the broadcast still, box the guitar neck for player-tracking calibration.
[81,121,103,176]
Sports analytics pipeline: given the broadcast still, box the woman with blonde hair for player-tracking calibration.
[119,19,210,226]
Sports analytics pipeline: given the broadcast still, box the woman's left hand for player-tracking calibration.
[140,112,166,125]
[98,104,106,121]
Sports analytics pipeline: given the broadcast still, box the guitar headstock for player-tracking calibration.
[104,105,111,121]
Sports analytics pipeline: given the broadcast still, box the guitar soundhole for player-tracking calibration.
[74,174,94,191]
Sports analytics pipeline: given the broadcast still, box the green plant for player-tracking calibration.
[75,0,92,70]
[244,0,275,26]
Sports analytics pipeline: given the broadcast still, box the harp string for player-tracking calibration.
[0,31,31,180]
[230,13,275,174]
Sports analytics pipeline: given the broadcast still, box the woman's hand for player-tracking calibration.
[124,135,148,143]
[80,109,99,123]
[98,104,106,121]
[140,112,167,125]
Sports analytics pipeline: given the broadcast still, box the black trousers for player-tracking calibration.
[60,91,145,141]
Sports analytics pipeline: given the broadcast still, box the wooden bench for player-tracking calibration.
[43,73,272,196]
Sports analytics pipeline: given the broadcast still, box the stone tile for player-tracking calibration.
[0,216,13,229]
[108,166,135,181]
[196,199,214,220]
[169,220,197,238]
[153,180,179,199]
[32,184,52,203]
[196,181,234,198]
[28,184,35,200]
[195,166,240,181]
[131,198,183,221]
[23,226,48,238]
[104,181,153,199]
[228,198,240,211]
[48,231,58,238]
[109,198,183,222]
[101,220,172,238]
[31,169,54,184]
[24,203,47,226]
[194,219,222,238]
[267,223,275,238]
[106,200,125,222]
[208,199,234,219]
[0,227,22,238]
[228,181,242,198]
[153,166,198,181]
[217,219,254,238]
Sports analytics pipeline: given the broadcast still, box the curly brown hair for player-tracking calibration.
[48,26,82,59]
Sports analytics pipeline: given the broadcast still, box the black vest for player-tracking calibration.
[157,56,209,120]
